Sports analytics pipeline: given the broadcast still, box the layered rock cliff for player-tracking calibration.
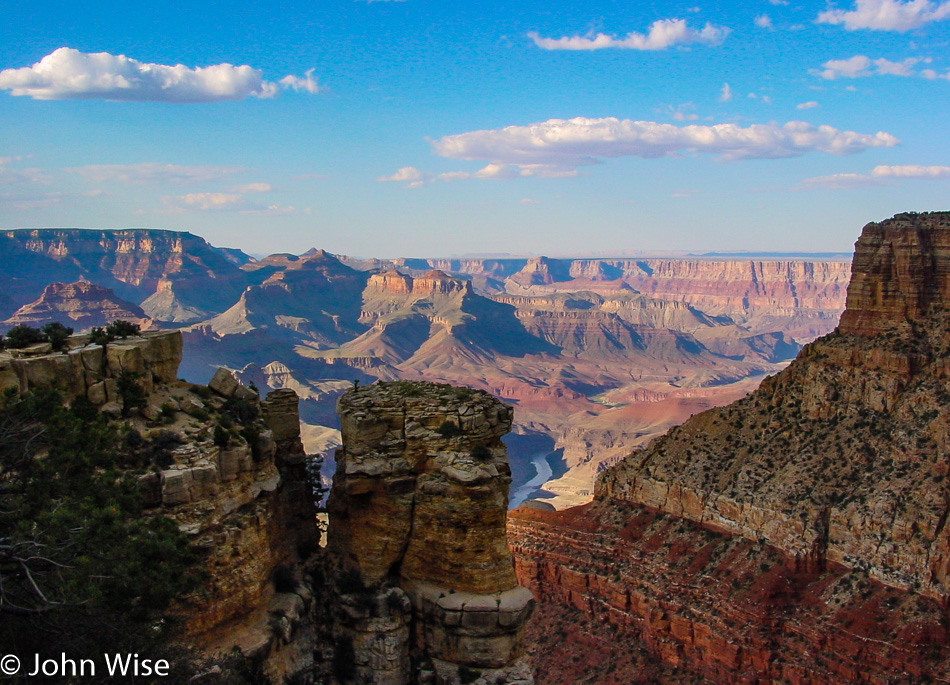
[3,280,154,330]
[0,229,248,321]
[509,212,950,683]
[0,329,321,682]
[327,381,534,684]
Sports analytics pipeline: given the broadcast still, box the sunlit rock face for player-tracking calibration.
[327,380,534,685]
[509,212,950,684]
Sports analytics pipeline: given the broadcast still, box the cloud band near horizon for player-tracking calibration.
[428,117,899,168]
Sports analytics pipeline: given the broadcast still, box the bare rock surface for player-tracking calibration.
[510,212,950,683]
[327,380,534,684]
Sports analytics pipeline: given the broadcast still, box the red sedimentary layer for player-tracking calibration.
[509,501,950,684]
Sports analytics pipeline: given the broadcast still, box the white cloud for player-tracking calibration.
[817,0,950,31]
[800,173,887,188]
[817,55,927,78]
[871,164,950,176]
[378,166,426,183]
[279,69,322,94]
[755,14,774,28]
[921,68,950,79]
[69,162,243,184]
[0,156,48,185]
[0,190,66,209]
[797,100,820,109]
[0,48,323,102]
[163,192,293,213]
[230,182,273,193]
[719,82,733,102]
[770,0,790,5]
[801,163,950,188]
[429,117,898,167]
[662,103,699,120]
[528,19,729,51]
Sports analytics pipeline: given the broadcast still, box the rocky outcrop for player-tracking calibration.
[0,328,320,681]
[0,329,182,404]
[365,270,472,298]
[839,212,950,336]
[509,212,950,682]
[327,381,534,684]
[128,364,317,682]
[3,281,155,330]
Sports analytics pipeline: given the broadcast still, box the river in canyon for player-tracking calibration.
[509,452,555,508]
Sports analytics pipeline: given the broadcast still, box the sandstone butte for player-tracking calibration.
[509,212,950,684]
[326,380,535,685]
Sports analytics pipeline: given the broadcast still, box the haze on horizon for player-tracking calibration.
[1,0,949,257]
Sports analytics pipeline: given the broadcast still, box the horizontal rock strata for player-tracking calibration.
[327,381,534,684]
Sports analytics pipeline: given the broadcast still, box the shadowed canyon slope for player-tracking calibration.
[509,212,950,683]
[0,228,849,507]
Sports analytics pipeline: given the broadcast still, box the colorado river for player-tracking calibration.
[509,452,553,508]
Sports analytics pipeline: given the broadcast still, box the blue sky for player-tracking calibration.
[1,0,949,257]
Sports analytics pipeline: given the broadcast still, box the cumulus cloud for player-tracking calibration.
[817,0,950,31]
[797,100,820,109]
[871,164,950,176]
[801,163,950,188]
[817,55,930,78]
[69,162,243,184]
[528,18,729,51]
[162,192,293,213]
[755,14,774,28]
[279,69,322,94]
[378,167,426,183]
[428,117,898,167]
[378,162,578,188]
[719,82,733,102]
[0,48,322,102]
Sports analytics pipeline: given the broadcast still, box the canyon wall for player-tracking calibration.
[0,330,321,682]
[509,212,950,683]
[327,381,534,685]
[0,229,248,321]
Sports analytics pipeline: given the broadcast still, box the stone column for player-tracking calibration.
[327,381,534,685]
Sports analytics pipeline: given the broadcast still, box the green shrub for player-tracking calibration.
[470,444,492,461]
[0,389,200,660]
[105,319,141,339]
[116,370,147,418]
[223,396,259,424]
[5,324,46,349]
[42,322,74,351]
[191,384,213,400]
[213,423,231,448]
[436,420,462,437]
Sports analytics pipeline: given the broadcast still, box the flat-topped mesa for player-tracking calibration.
[839,212,950,337]
[327,380,534,685]
[366,269,472,298]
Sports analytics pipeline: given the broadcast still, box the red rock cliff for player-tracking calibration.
[509,212,950,683]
